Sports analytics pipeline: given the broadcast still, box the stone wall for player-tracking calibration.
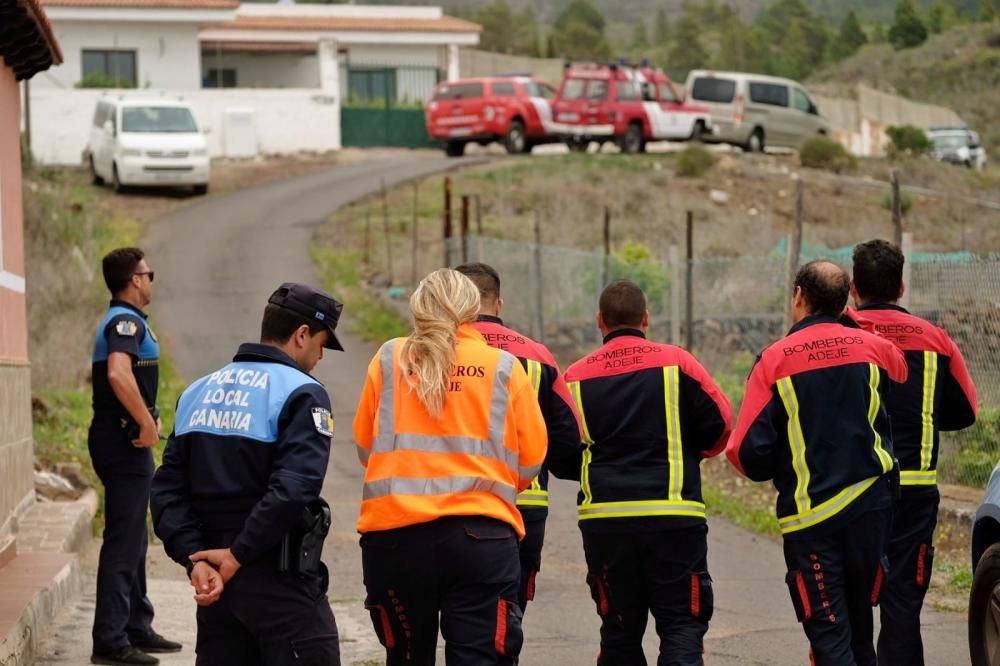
[0,363,34,541]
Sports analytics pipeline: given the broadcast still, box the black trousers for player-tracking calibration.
[877,487,938,666]
[89,421,156,652]
[361,516,523,666]
[195,560,339,665]
[782,502,892,666]
[581,523,713,666]
[517,517,546,613]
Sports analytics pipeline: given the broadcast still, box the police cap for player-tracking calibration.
[268,283,345,351]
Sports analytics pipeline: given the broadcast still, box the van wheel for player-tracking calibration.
[690,121,706,143]
[621,123,646,154]
[969,543,1000,666]
[444,141,466,158]
[112,163,126,194]
[89,156,104,186]
[505,119,527,154]
[745,129,765,153]
[193,184,209,196]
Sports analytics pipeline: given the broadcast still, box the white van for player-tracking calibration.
[86,97,210,195]
[684,71,830,152]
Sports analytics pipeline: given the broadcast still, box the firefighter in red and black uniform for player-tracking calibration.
[846,240,978,665]
[455,263,583,613]
[564,280,733,666]
[727,261,908,666]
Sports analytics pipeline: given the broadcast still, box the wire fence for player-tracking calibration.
[448,234,1000,489]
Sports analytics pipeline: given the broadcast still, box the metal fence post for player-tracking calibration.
[670,244,681,346]
[443,177,452,267]
[533,211,544,343]
[461,195,470,264]
[685,211,694,351]
[901,231,913,309]
[784,177,804,331]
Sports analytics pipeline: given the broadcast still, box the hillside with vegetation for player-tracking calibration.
[812,22,1000,154]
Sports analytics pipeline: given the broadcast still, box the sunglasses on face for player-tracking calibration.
[133,271,155,283]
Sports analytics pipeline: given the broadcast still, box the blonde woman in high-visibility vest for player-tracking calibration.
[354,268,547,666]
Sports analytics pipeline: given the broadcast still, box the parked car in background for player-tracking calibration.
[86,96,210,195]
[929,127,988,170]
[684,70,829,152]
[550,61,713,154]
[970,464,1000,665]
[425,76,558,157]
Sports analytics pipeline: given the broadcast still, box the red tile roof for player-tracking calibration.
[2,0,63,80]
[41,0,237,9]
[211,14,481,33]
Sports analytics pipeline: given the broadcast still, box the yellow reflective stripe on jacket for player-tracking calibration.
[516,487,549,507]
[578,499,706,520]
[777,376,811,516]
[526,359,542,397]
[867,364,894,474]
[920,351,938,472]
[520,360,545,495]
[568,380,594,505]
[778,476,880,534]
[664,366,684,501]
[900,470,937,486]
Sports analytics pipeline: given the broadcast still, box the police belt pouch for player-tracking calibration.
[122,405,160,440]
[279,499,331,574]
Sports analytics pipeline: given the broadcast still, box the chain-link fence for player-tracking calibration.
[448,234,1000,489]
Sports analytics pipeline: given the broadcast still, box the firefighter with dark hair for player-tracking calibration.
[455,262,583,614]
[564,279,733,666]
[847,240,977,665]
[727,260,908,666]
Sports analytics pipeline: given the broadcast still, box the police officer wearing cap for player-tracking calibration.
[89,247,180,666]
[151,283,344,665]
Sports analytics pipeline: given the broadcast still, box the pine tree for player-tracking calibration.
[831,10,868,60]
[666,14,708,79]
[888,0,929,49]
[632,23,650,51]
[979,0,997,21]
[654,7,671,46]
[927,1,959,33]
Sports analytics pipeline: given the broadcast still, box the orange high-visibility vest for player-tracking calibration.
[354,325,547,538]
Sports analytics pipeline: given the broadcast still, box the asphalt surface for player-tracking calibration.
[37,152,969,665]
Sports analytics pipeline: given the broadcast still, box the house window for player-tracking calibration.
[204,68,237,88]
[81,49,137,88]
[348,68,397,104]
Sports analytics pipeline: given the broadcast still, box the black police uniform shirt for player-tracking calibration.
[92,300,160,416]
[151,343,334,569]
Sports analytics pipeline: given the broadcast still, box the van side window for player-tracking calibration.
[659,83,679,104]
[749,82,788,107]
[616,81,640,101]
[562,79,586,100]
[641,82,657,102]
[691,78,736,103]
[793,88,812,114]
[92,103,107,128]
[587,80,609,101]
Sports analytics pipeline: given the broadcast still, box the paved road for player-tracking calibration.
[38,153,968,665]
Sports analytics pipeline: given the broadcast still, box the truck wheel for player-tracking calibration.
[969,543,1000,666]
[90,156,104,186]
[566,138,589,153]
[505,119,527,154]
[745,128,765,153]
[621,123,645,154]
[690,121,706,143]
[444,141,466,158]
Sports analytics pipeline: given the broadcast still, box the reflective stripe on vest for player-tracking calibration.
[664,366,684,501]
[578,499,706,520]
[867,364,894,474]
[517,359,548,508]
[568,380,594,506]
[919,351,938,475]
[776,376,812,517]
[778,475,880,534]
[363,339,525,503]
[901,469,937,486]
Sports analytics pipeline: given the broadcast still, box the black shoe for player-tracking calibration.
[128,631,183,654]
[90,646,160,665]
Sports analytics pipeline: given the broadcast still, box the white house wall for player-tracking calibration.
[34,21,202,90]
[28,88,341,165]
[201,52,320,88]
[345,43,441,68]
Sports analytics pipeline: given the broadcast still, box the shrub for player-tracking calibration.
[606,241,671,304]
[886,125,932,158]
[76,73,136,89]
[675,146,717,178]
[799,137,858,173]
[879,191,914,215]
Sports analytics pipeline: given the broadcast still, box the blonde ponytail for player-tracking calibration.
[399,269,481,419]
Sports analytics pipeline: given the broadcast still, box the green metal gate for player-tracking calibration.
[340,65,440,149]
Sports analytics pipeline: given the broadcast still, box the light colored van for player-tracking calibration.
[86,96,210,195]
[684,71,830,152]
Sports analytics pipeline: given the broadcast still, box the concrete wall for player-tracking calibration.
[28,88,341,164]
[0,65,36,540]
[200,51,320,89]
[32,21,202,90]
[459,48,564,86]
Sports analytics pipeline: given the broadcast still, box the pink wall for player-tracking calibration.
[0,61,29,363]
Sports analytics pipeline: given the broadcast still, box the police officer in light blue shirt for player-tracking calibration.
[151,283,344,666]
